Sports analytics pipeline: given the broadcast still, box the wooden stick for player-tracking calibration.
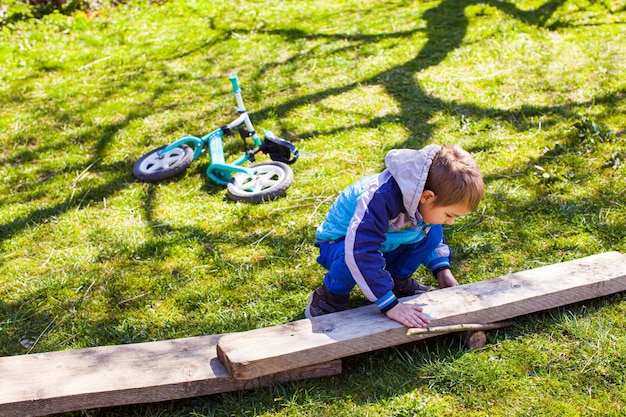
[406,321,514,336]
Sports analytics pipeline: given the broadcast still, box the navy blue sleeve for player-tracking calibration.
[344,172,405,310]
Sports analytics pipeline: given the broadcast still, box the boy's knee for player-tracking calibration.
[425,225,443,243]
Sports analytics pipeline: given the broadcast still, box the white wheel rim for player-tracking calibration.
[231,165,286,194]
[139,148,187,173]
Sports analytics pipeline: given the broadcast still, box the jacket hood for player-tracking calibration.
[384,145,440,223]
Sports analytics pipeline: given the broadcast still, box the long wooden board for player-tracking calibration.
[216,251,626,380]
[0,334,341,417]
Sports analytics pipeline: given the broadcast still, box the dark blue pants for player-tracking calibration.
[317,225,443,296]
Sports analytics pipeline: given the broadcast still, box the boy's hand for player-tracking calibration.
[386,303,431,328]
[436,268,459,288]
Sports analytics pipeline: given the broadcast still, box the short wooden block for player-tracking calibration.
[216,252,626,380]
[0,334,341,417]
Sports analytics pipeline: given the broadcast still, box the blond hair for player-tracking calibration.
[424,144,483,209]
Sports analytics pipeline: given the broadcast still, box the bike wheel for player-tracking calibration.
[227,161,294,203]
[133,145,194,182]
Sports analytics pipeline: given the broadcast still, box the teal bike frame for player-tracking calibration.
[157,75,263,185]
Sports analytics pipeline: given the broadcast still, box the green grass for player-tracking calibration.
[1,0,625,415]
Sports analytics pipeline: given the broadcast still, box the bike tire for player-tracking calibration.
[133,144,194,182]
[227,161,294,203]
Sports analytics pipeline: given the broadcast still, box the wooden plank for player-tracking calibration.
[0,334,342,417]
[216,251,626,380]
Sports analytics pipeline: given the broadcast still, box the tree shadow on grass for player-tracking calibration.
[266,0,621,155]
[1,0,618,246]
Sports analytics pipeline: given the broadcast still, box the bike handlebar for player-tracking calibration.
[228,75,241,93]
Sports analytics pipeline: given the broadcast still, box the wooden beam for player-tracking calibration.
[3,252,624,416]
[216,251,626,380]
[0,334,341,417]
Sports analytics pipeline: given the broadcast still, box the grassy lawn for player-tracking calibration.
[1,0,625,415]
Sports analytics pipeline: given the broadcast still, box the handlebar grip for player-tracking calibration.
[228,74,240,93]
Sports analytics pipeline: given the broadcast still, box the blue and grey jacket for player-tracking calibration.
[315,145,451,312]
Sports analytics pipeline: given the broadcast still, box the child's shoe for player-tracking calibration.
[392,278,435,298]
[305,284,349,318]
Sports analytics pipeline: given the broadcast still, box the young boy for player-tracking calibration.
[305,144,483,329]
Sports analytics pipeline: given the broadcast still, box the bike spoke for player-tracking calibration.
[242,170,282,192]
[143,151,184,173]
[227,162,293,202]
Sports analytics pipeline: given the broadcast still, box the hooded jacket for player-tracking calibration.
[315,145,451,312]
